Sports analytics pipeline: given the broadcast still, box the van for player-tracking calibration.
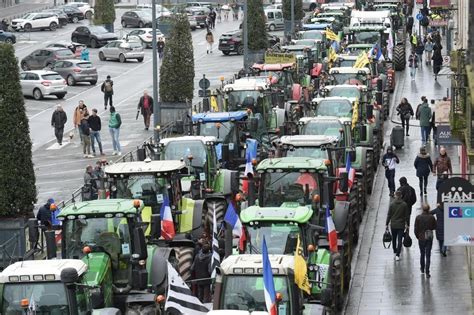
[264,9,284,31]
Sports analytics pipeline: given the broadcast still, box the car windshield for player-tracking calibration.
[136,11,151,17]
[63,217,132,259]
[163,140,207,167]
[41,74,63,80]
[328,86,361,99]
[89,26,108,34]
[261,171,320,207]
[331,73,366,85]
[77,62,93,68]
[199,121,234,142]
[300,31,323,40]
[222,275,290,313]
[293,40,316,46]
[302,120,341,136]
[286,147,327,159]
[354,31,381,44]
[2,282,69,314]
[316,100,352,117]
[55,49,74,56]
[339,59,356,67]
[226,90,261,111]
[246,223,301,255]
[22,13,35,19]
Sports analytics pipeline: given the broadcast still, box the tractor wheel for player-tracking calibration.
[329,252,344,312]
[393,45,406,71]
[289,103,301,134]
[342,242,352,293]
[365,150,374,195]
[383,92,390,120]
[205,199,227,232]
[173,246,194,281]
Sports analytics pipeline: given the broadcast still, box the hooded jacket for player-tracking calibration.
[191,250,212,284]
[386,198,409,229]
[418,102,432,127]
[397,183,417,207]
[414,152,433,177]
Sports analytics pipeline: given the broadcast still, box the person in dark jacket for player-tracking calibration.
[414,147,433,195]
[433,147,453,190]
[408,50,419,79]
[88,109,104,156]
[386,191,410,261]
[432,45,443,80]
[191,242,212,303]
[396,98,414,135]
[382,147,400,197]
[397,177,417,226]
[80,113,92,158]
[101,75,114,110]
[414,204,437,277]
[417,97,432,144]
[406,16,414,36]
[415,41,424,66]
[430,203,446,256]
[36,198,55,228]
[137,90,154,130]
[51,104,67,145]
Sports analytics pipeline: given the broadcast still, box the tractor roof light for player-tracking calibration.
[20,299,29,309]
[276,292,283,302]
[83,246,92,255]
[215,122,222,129]
[312,194,320,202]
[187,155,194,161]
[133,199,141,209]
[307,244,316,252]
[235,193,244,202]
[324,159,331,166]
[219,76,225,82]
[251,158,258,166]
[156,295,166,304]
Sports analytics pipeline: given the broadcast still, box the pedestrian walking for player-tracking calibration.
[415,40,424,66]
[137,90,154,130]
[414,204,437,277]
[216,4,222,22]
[51,104,67,145]
[210,9,216,29]
[410,33,417,50]
[432,45,443,80]
[430,99,437,142]
[396,97,414,136]
[88,109,104,156]
[101,75,114,110]
[417,97,432,144]
[430,203,447,256]
[83,165,97,200]
[157,37,165,59]
[108,106,122,156]
[206,31,214,54]
[382,147,400,197]
[80,112,93,158]
[406,16,414,36]
[433,147,453,190]
[73,100,89,144]
[191,242,212,303]
[397,177,417,226]
[408,50,419,79]
[386,191,410,261]
[424,38,434,65]
[414,147,433,196]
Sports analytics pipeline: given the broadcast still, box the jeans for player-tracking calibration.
[109,127,121,153]
[438,239,447,254]
[436,177,447,190]
[82,135,91,155]
[421,126,430,143]
[417,54,423,65]
[401,117,410,134]
[385,169,396,193]
[391,228,404,256]
[419,239,433,273]
[197,284,211,303]
[54,127,64,144]
[418,175,428,194]
[410,67,417,77]
[90,130,103,154]
[142,109,151,129]
[104,93,113,108]
[426,51,432,64]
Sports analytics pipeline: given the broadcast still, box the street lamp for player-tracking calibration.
[151,0,160,142]
[243,0,248,71]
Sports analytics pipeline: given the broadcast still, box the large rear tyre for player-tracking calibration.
[204,199,227,232]
[173,246,194,281]
[393,45,406,71]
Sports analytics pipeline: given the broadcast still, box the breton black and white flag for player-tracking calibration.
[165,262,210,315]
[211,208,221,278]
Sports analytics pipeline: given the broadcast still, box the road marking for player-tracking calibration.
[46,142,70,150]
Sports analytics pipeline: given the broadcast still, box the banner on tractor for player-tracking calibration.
[265,52,296,64]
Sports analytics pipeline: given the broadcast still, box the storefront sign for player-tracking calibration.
[430,0,451,8]
[436,125,462,145]
[429,19,448,26]
[264,52,296,64]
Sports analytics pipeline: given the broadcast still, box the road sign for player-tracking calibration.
[264,52,296,64]
[443,55,450,64]
[199,78,210,90]
[198,89,211,97]
[416,13,423,21]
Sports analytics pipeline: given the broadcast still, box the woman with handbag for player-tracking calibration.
[414,204,437,278]
[396,98,414,136]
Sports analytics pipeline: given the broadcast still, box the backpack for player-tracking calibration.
[104,81,113,93]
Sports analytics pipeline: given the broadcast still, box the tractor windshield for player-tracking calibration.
[246,223,301,255]
[114,175,170,205]
[163,140,208,167]
[286,147,327,159]
[199,121,234,143]
[353,31,381,44]
[300,31,323,40]
[261,172,320,207]
[316,100,352,117]
[327,86,361,99]
[331,73,366,85]
[2,282,69,314]
[63,217,132,260]
[226,90,261,112]
[302,120,342,136]
[221,275,291,314]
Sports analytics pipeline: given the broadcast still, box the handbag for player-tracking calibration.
[403,230,412,247]
[383,229,392,248]
[403,112,411,120]
[424,229,434,240]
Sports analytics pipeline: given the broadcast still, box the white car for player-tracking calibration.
[19,70,67,100]
[98,40,144,63]
[11,12,59,32]
[66,2,94,19]
[188,14,197,30]
[122,28,165,48]
[136,5,171,17]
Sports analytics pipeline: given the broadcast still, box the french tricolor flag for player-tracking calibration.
[224,202,246,251]
[262,237,278,315]
[160,197,175,240]
[345,153,356,189]
[326,205,338,253]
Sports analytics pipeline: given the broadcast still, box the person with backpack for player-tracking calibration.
[414,146,433,196]
[386,191,410,261]
[430,203,447,256]
[80,112,93,158]
[414,204,437,277]
[396,97,414,136]
[101,75,114,110]
[137,90,154,130]
[408,50,419,79]
[108,106,122,156]
[397,177,417,226]
[415,40,425,66]
[51,104,67,145]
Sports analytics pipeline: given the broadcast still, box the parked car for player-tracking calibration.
[49,59,98,85]
[122,28,165,48]
[0,30,16,44]
[58,5,85,23]
[66,2,94,19]
[46,41,86,58]
[121,10,153,28]
[186,2,214,9]
[11,12,59,32]
[136,5,172,17]
[98,40,144,63]
[218,30,280,55]
[186,7,210,28]
[71,26,117,48]
[42,9,69,27]
[187,13,197,30]
[19,70,67,100]
[20,47,75,70]
[264,8,284,31]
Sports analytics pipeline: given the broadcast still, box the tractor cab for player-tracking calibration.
[275,135,342,165]
[345,43,373,56]
[311,96,355,118]
[327,67,370,86]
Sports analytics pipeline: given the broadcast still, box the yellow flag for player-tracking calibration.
[352,99,359,129]
[329,48,338,63]
[325,28,339,42]
[353,52,370,68]
[210,95,219,112]
[294,235,311,294]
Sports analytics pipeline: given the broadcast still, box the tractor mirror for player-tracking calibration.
[175,120,184,134]
[323,182,334,210]
[60,267,79,284]
[222,144,230,162]
[339,172,349,193]
[132,227,148,260]
[249,117,259,133]
[366,104,374,120]
[90,288,105,309]
[349,150,356,162]
[358,125,367,142]
[375,91,382,105]
[150,214,161,240]
[27,218,39,246]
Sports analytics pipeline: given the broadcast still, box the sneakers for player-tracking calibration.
[100,152,105,156]
[426,273,431,278]
[112,151,118,156]
[395,255,400,261]
[442,251,447,257]
[118,152,122,156]
[420,268,424,274]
